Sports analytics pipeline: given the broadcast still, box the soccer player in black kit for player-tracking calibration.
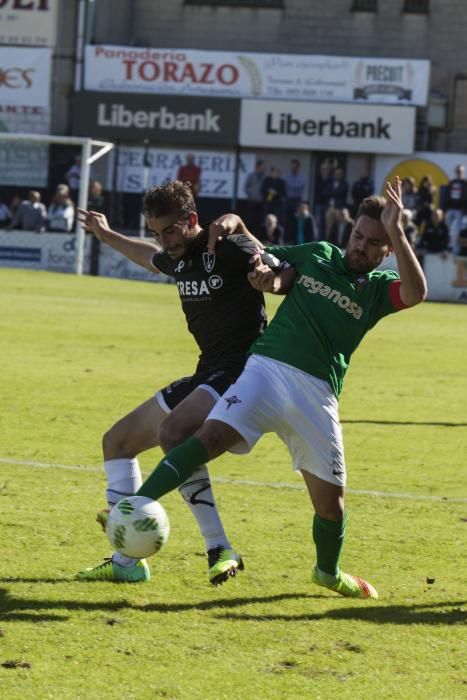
[77,181,287,584]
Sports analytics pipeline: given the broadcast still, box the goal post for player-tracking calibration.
[0,133,114,274]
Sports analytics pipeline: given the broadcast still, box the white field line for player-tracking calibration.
[1,456,466,504]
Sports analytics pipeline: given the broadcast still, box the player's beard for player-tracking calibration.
[346,251,382,274]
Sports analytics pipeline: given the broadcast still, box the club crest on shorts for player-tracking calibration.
[203,251,215,273]
[224,395,241,410]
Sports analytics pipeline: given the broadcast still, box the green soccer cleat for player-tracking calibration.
[76,557,150,583]
[312,566,378,599]
[208,546,245,586]
[96,508,110,532]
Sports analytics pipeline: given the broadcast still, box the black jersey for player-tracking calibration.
[152,230,267,371]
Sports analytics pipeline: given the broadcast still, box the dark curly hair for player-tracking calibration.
[356,195,386,222]
[143,180,196,219]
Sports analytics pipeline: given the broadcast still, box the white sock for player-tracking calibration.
[178,466,230,551]
[104,458,142,567]
[104,458,142,507]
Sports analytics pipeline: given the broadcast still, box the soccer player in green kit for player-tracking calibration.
[132,177,427,599]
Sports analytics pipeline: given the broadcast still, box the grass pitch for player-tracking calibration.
[1,268,466,700]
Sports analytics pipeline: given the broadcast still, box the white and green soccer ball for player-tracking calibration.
[106,496,170,559]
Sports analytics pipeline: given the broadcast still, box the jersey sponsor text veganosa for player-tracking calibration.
[297,274,363,320]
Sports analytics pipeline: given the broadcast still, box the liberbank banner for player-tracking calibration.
[84,45,430,107]
[72,92,240,146]
[240,100,415,154]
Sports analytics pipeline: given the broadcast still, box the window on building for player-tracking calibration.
[351,0,377,12]
[184,0,284,8]
[403,0,429,13]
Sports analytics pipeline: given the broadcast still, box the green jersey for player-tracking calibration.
[250,241,406,397]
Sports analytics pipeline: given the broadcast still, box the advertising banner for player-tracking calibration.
[102,146,255,199]
[0,0,57,47]
[425,254,467,303]
[0,140,48,186]
[0,232,91,273]
[240,100,415,154]
[0,104,50,134]
[72,92,240,146]
[84,45,430,106]
[0,47,51,107]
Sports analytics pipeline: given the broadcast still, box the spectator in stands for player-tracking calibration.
[417,208,449,258]
[401,177,417,212]
[259,213,284,246]
[350,168,374,217]
[177,154,202,197]
[47,184,75,232]
[65,154,81,202]
[444,165,467,253]
[402,209,419,250]
[244,159,265,233]
[88,179,105,213]
[324,169,350,243]
[291,201,316,245]
[8,190,47,232]
[87,180,106,276]
[284,158,305,241]
[261,166,286,225]
[458,214,467,256]
[415,175,436,228]
[0,196,12,228]
[336,208,354,248]
[314,162,333,239]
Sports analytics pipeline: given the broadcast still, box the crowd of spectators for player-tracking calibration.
[0,179,106,234]
[243,158,467,263]
[3,155,467,267]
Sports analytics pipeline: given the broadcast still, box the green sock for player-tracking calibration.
[312,511,348,577]
[137,436,210,501]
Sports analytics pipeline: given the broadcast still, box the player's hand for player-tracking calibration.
[207,213,243,252]
[247,253,275,292]
[77,208,111,240]
[381,177,404,236]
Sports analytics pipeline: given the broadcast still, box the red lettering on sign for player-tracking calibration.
[217,64,238,85]
[0,67,34,88]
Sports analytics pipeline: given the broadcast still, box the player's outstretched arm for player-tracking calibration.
[248,254,296,294]
[77,208,162,272]
[381,178,427,307]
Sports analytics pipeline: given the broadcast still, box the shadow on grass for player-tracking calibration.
[0,588,317,623]
[217,599,467,625]
[342,419,467,428]
[1,587,465,626]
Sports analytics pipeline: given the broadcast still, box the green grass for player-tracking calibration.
[1,268,466,699]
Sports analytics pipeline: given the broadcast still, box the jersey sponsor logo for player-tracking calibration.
[224,395,241,409]
[208,274,223,289]
[297,274,363,320]
[174,260,185,273]
[176,279,210,296]
[202,251,215,272]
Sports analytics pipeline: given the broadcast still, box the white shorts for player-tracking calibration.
[207,354,346,486]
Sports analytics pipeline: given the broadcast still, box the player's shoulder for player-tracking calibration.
[367,267,400,282]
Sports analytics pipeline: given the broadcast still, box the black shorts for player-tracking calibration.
[159,364,244,411]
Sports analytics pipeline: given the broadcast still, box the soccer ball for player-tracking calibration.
[105,496,170,559]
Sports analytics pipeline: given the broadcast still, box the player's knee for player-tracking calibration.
[195,420,237,459]
[158,414,188,453]
[102,423,132,459]
[315,498,345,522]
